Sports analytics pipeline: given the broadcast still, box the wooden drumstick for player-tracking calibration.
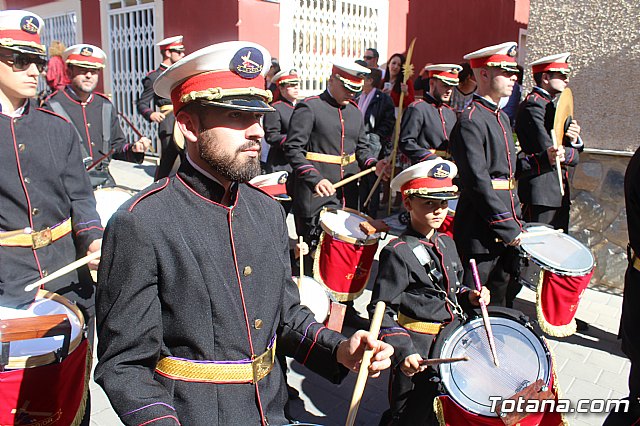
[313,167,377,198]
[345,301,386,426]
[418,356,470,366]
[363,170,384,208]
[24,250,101,292]
[298,236,304,287]
[550,132,565,197]
[469,259,500,367]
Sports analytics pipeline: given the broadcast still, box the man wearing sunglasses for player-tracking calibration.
[136,35,186,180]
[283,61,389,294]
[43,44,151,188]
[0,10,102,423]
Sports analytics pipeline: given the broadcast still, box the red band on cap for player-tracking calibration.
[67,54,104,65]
[428,71,459,80]
[400,177,453,193]
[469,54,516,68]
[332,66,364,84]
[532,62,569,74]
[0,29,41,45]
[170,70,266,112]
[161,41,183,51]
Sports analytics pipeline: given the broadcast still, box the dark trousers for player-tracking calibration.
[603,363,640,425]
[382,368,439,426]
[522,203,570,233]
[155,133,182,181]
[461,248,521,307]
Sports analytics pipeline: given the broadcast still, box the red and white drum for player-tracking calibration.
[0,291,90,425]
[432,308,564,425]
[313,208,380,302]
[519,224,595,337]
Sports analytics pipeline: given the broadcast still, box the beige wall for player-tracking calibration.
[525,1,640,152]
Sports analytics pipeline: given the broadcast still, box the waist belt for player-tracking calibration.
[0,218,72,249]
[631,247,640,272]
[159,105,174,114]
[397,312,444,335]
[491,178,516,190]
[306,152,356,166]
[155,342,276,384]
[429,149,450,158]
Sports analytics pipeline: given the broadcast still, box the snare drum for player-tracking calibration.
[94,186,135,227]
[520,224,595,337]
[313,208,380,302]
[0,290,90,425]
[432,309,563,425]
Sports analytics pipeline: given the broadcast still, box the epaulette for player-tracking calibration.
[127,178,170,212]
[37,107,71,123]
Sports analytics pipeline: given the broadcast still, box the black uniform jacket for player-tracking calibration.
[362,89,395,157]
[0,100,103,310]
[136,64,174,138]
[620,146,640,363]
[263,97,295,172]
[450,95,552,255]
[44,87,144,168]
[95,161,348,425]
[368,226,471,367]
[399,93,457,164]
[283,90,378,218]
[515,87,581,207]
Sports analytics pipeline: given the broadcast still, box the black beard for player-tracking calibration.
[198,136,261,183]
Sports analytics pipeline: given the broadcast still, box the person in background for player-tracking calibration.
[382,53,415,111]
[45,40,69,92]
[502,64,523,128]
[43,44,151,188]
[449,62,476,116]
[136,35,186,180]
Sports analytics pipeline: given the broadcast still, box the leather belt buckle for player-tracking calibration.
[31,228,52,249]
[251,345,274,384]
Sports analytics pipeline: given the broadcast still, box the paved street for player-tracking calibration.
[90,160,629,425]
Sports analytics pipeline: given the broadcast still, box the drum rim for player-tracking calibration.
[521,225,594,275]
[5,290,86,369]
[318,207,380,246]
[436,315,552,417]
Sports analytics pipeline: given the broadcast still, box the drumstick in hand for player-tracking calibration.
[550,132,565,197]
[345,301,385,426]
[469,259,500,367]
[298,236,304,287]
[313,167,377,198]
[24,250,101,292]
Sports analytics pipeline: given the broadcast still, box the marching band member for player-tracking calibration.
[368,158,489,425]
[263,68,300,213]
[449,42,564,307]
[136,35,186,180]
[0,12,102,423]
[95,41,392,425]
[605,144,640,425]
[43,43,151,188]
[516,52,582,231]
[399,64,461,164]
[283,60,388,261]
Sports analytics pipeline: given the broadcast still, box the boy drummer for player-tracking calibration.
[368,158,490,425]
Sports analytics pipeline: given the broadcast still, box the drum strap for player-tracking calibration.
[399,235,464,316]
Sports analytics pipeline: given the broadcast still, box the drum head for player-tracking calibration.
[0,297,83,360]
[295,276,330,323]
[319,208,379,244]
[522,225,594,275]
[437,316,551,417]
[94,187,134,227]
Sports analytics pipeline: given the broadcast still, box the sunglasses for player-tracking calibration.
[363,55,375,60]
[0,53,47,72]
[0,52,47,73]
